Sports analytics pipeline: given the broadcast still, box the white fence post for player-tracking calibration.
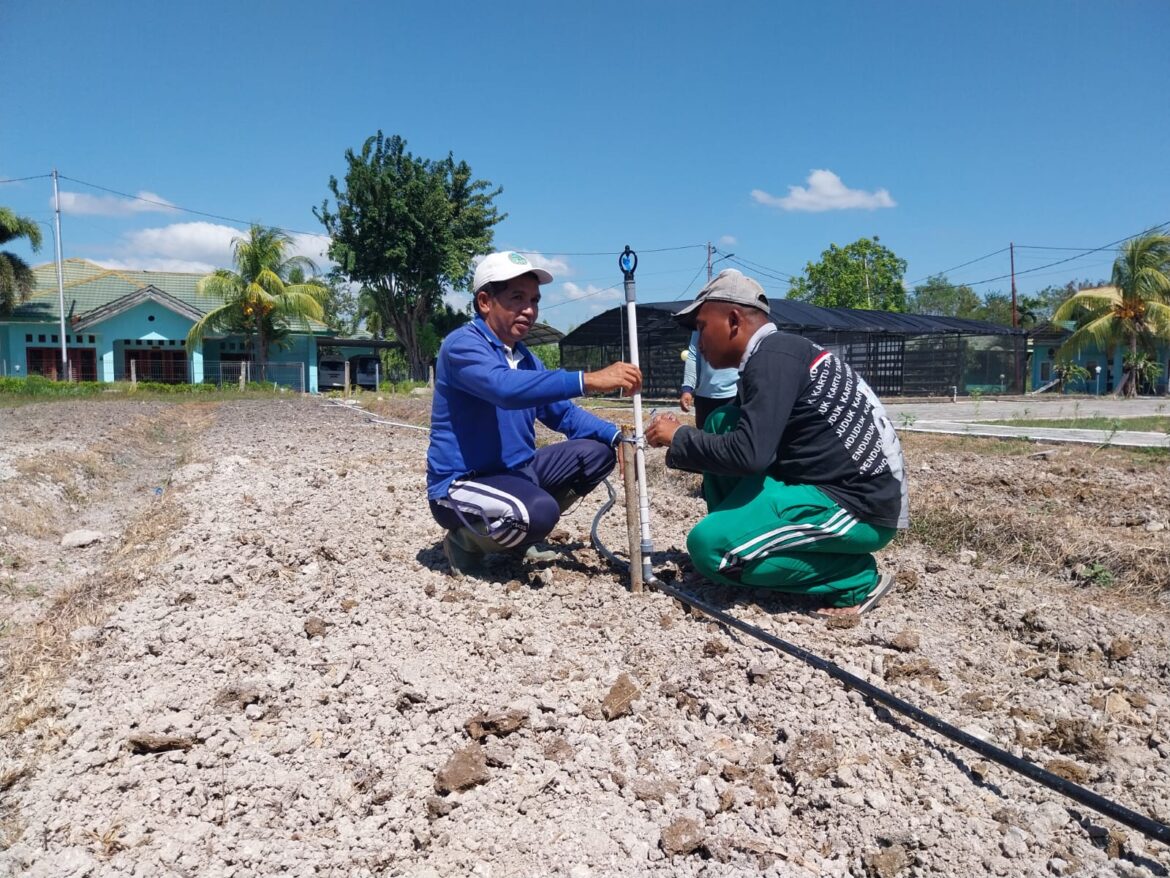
[239,361,247,392]
[130,359,137,388]
[344,361,351,397]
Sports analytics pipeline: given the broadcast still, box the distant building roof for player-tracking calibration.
[8,259,328,332]
[562,299,1025,347]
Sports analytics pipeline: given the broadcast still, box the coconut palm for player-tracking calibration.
[1053,232,1170,397]
[188,225,327,369]
[0,207,44,316]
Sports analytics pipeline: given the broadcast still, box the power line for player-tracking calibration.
[680,256,711,296]
[57,174,326,237]
[1013,244,1111,252]
[715,249,796,281]
[539,281,623,311]
[955,219,1170,287]
[0,174,53,184]
[514,244,705,257]
[722,255,793,286]
[907,246,1010,286]
[57,174,710,262]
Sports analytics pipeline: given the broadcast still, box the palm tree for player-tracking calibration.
[188,225,327,371]
[1053,232,1170,397]
[1,207,44,316]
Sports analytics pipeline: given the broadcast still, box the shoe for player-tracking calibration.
[519,544,561,563]
[814,572,894,618]
[442,529,487,578]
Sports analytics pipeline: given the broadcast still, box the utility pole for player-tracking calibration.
[1010,241,1020,394]
[51,169,68,381]
[863,255,871,309]
[707,241,713,282]
[862,235,879,309]
[1009,242,1018,328]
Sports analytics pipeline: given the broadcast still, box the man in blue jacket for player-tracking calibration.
[427,251,642,576]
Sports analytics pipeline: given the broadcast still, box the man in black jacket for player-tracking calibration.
[645,269,909,617]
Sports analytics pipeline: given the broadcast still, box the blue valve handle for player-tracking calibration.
[618,245,638,279]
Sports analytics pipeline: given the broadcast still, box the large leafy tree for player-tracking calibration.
[908,274,981,317]
[316,132,503,379]
[787,237,907,311]
[188,225,327,369]
[1,207,44,316]
[1052,232,1170,398]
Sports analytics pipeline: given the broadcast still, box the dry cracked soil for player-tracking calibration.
[1,395,1169,878]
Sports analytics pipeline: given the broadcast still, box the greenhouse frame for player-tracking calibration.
[560,300,1028,399]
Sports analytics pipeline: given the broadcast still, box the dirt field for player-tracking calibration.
[1,396,1168,877]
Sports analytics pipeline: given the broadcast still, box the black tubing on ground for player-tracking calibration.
[589,486,1170,847]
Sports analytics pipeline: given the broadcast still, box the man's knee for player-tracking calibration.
[704,404,741,435]
[578,439,617,483]
[524,491,561,543]
[686,517,723,578]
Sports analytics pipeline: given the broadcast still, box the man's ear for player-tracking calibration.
[726,306,743,335]
[474,290,490,317]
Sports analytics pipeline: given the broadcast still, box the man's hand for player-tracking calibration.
[583,362,642,394]
[645,412,682,448]
[679,391,694,413]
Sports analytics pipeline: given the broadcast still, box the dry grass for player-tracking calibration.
[0,403,216,539]
[902,433,1170,596]
[0,496,185,736]
[0,403,217,850]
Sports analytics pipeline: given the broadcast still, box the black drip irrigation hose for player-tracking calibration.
[589,479,1170,849]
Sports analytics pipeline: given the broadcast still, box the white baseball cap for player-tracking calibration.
[472,251,554,294]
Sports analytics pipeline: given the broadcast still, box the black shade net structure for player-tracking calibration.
[560,301,1029,398]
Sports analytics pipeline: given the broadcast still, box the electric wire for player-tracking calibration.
[57,174,326,237]
[680,256,712,297]
[717,250,796,281]
[907,246,1011,286]
[955,220,1170,288]
[723,257,793,287]
[0,174,53,184]
[513,244,706,256]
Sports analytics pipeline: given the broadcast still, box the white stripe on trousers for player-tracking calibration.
[717,508,859,570]
[439,479,531,548]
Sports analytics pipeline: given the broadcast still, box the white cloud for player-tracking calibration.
[93,256,219,273]
[288,232,333,269]
[122,221,239,267]
[562,282,620,303]
[523,251,570,278]
[90,222,334,275]
[57,189,178,217]
[752,170,896,212]
[718,235,737,246]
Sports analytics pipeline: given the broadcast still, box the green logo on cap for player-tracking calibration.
[508,252,528,265]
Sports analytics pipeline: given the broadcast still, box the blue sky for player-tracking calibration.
[4,1,1168,331]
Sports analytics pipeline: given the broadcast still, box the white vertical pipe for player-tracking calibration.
[621,261,654,583]
[52,169,68,380]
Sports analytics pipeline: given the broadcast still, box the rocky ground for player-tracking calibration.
[0,395,1168,878]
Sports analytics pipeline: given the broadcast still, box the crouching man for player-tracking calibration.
[427,251,641,577]
[645,269,909,616]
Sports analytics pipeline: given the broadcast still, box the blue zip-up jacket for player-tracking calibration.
[426,317,621,499]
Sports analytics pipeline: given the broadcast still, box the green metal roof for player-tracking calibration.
[8,259,329,333]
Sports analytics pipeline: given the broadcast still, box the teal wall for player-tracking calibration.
[1031,339,1170,394]
[2,301,330,391]
[1,322,99,379]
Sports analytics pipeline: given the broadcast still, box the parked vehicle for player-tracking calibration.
[318,357,346,390]
[351,355,380,390]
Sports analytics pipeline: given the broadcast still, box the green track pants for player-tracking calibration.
[686,406,897,608]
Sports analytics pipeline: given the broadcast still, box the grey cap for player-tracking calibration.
[673,269,770,329]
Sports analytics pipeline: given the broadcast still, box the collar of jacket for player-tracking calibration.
[471,315,530,356]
